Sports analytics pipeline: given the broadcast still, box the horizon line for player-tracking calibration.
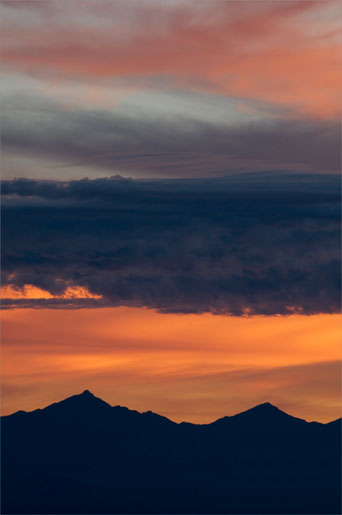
[2,389,341,426]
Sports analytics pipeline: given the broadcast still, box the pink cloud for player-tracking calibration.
[1,0,341,116]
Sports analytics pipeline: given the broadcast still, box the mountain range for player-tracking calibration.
[1,390,341,514]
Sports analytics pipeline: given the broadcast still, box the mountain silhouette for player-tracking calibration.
[1,391,341,514]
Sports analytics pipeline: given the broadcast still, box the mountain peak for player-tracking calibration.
[39,390,111,415]
[237,402,288,418]
[80,389,94,397]
[255,402,280,411]
[231,401,309,427]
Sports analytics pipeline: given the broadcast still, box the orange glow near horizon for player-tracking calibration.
[1,307,340,424]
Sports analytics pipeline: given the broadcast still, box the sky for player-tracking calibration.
[1,0,341,422]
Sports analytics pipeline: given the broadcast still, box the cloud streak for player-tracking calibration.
[1,0,341,117]
[2,95,340,179]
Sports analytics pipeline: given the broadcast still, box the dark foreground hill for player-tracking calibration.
[1,390,341,514]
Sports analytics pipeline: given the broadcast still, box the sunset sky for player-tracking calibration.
[1,0,341,423]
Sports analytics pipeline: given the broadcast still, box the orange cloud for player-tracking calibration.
[1,307,340,423]
[1,284,102,300]
[2,0,341,117]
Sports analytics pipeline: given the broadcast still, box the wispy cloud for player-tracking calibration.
[2,94,340,180]
[2,0,340,117]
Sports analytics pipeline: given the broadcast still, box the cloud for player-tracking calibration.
[1,0,340,117]
[2,94,340,179]
[2,173,340,315]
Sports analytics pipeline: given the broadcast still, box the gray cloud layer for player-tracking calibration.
[2,93,340,179]
[2,173,340,315]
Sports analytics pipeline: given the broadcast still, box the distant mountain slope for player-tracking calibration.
[2,391,341,514]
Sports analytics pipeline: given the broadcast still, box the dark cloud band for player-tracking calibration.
[2,173,340,315]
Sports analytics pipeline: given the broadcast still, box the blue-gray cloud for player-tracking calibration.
[2,173,340,315]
